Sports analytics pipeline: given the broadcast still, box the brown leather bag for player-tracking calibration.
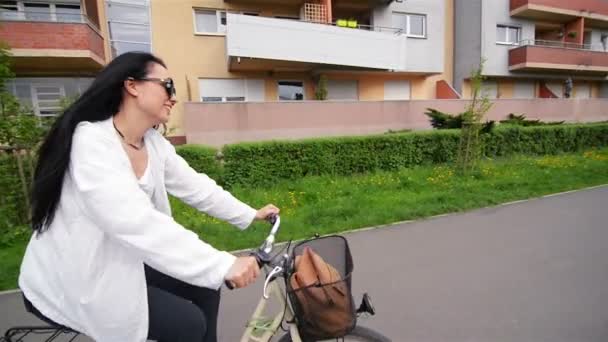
[289,246,355,339]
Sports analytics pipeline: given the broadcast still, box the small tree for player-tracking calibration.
[0,41,52,227]
[456,60,493,175]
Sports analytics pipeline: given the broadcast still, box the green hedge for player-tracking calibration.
[175,145,222,182]
[221,129,461,187]
[3,124,607,234]
[217,123,608,187]
[483,124,608,157]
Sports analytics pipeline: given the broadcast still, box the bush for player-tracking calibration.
[175,145,223,183]
[0,151,35,243]
[499,113,564,126]
[425,108,494,133]
[425,108,464,129]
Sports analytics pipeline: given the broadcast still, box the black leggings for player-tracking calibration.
[145,265,221,342]
[23,265,220,342]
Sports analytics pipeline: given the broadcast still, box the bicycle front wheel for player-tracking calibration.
[277,325,391,342]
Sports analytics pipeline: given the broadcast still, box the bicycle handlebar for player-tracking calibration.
[225,215,281,290]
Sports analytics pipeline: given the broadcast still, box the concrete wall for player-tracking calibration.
[183,99,608,146]
[453,0,482,93]
[372,0,444,73]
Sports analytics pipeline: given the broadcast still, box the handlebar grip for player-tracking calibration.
[250,251,265,268]
[268,214,278,225]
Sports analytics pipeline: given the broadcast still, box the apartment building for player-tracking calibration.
[455,0,608,99]
[150,0,454,138]
[0,0,111,116]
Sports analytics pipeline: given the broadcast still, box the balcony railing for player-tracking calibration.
[226,13,408,71]
[517,39,607,52]
[509,39,608,74]
[0,9,100,30]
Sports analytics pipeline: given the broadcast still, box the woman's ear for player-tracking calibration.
[123,78,139,97]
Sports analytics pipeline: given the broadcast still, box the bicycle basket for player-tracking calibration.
[286,235,356,340]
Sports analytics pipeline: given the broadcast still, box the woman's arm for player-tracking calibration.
[162,138,257,230]
[70,123,235,290]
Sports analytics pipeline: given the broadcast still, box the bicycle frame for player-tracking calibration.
[240,277,301,342]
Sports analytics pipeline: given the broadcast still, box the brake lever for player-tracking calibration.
[263,266,283,299]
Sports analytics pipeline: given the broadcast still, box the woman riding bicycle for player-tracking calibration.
[18,52,279,342]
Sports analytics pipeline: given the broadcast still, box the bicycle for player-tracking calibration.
[234,215,391,342]
[2,215,390,342]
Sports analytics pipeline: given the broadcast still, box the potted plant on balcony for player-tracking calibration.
[314,75,328,100]
[567,31,577,38]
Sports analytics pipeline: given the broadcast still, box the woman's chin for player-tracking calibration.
[157,113,171,125]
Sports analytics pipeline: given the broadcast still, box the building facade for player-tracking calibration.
[0,0,111,116]
[454,0,608,100]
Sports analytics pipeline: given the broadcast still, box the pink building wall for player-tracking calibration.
[183,99,608,146]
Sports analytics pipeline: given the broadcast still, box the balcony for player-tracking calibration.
[510,0,608,27]
[225,13,407,72]
[509,40,608,75]
[224,0,392,11]
[0,10,106,75]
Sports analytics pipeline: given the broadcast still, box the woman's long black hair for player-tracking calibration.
[31,52,166,233]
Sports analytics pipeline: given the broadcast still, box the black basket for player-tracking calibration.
[286,235,357,341]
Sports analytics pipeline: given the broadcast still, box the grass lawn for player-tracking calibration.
[1,148,607,291]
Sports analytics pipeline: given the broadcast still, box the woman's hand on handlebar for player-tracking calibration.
[225,256,260,289]
[255,204,280,221]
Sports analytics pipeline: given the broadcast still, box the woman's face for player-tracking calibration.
[133,62,177,125]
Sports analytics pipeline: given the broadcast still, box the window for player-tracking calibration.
[496,25,520,45]
[202,97,223,102]
[278,81,304,101]
[392,13,426,38]
[194,9,226,34]
[327,80,358,100]
[199,78,265,102]
[107,1,148,23]
[24,2,51,21]
[7,78,94,115]
[481,81,498,99]
[384,80,410,100]
[32,85,65,116]
[56,4,80,22]
[0,2,82,22]
[109,22,150,42]
[0,1,18,20]
[107,0,151,57]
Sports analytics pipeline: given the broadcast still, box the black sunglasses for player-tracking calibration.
[128,77,176,98]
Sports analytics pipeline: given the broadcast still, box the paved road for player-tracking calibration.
[2,186,607,341]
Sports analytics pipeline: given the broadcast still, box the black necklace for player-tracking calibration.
[112,120,143,150]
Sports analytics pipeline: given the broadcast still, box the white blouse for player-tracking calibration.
[18,118,257,342]
[137,158,154,199]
